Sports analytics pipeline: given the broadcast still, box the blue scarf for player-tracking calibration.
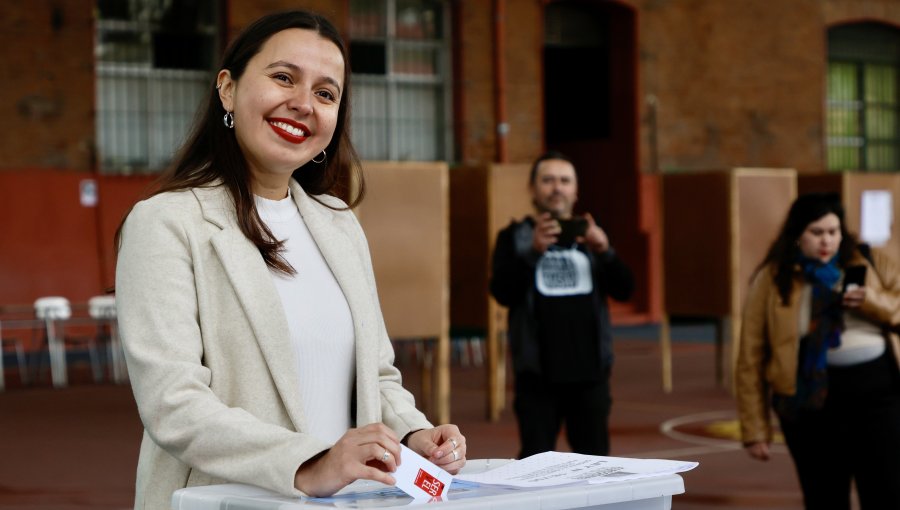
[774,255,844,417]
[799,254,843,359]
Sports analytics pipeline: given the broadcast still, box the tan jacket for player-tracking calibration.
[736,248,900,445]
[115,180,432,510]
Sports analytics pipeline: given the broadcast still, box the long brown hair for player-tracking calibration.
[115,10,363,275]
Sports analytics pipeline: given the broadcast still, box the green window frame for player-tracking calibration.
[827,23,900,172]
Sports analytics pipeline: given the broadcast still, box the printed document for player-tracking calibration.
[455,451,698,488]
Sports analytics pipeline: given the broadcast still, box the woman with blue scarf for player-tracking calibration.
[736,192,900,509]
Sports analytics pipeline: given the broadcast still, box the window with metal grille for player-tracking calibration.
[827,23,900,172]
[349,0,452,161]
[95,0,220,174]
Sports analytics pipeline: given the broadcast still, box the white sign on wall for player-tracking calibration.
[860,190,893,247]
[80,179,98,207]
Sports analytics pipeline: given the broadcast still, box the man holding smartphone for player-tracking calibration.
[490,151,634,458]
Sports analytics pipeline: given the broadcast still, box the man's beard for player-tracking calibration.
[532,196,571,218]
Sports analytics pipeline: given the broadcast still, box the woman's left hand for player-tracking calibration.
[405,425,467,474]
[843,285,866,308]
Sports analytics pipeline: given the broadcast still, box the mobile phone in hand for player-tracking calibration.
[556,217,588,245]
[843,265,867,292]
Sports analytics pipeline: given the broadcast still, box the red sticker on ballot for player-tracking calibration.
[394,444,452,499]
[414,469,445,497]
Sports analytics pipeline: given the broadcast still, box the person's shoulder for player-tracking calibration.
[311,192,350,211]
[302,191,365,241]
[303,192,357,225]
[860,244,900,274]
[128,187,210,228]
[289,178,350,212]
[134,189,197,213]
[499,216,531,234]
[748,263,778,291]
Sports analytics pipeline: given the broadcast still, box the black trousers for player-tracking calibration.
[513,371,611,459]
[776,351,900,510]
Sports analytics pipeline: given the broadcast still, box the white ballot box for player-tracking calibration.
[171,459,685,510]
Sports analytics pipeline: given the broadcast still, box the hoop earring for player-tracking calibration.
[223,111,234,129]
[312,150,327,164]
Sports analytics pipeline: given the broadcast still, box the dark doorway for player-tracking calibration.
[543,0,645,317]
[544,7,610,144]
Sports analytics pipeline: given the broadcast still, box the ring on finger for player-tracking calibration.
[451,449,459,461]
[381,449,390,462]
[449,438,458,449]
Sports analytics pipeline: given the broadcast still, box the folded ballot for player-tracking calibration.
[392,444,453,500]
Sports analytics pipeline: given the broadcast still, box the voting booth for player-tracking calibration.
[355,161,450,423]
[450,164,533,421]
[662,168,797,387]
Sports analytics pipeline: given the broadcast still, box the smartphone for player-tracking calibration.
[843,265,867,292]
[556,217,588,245]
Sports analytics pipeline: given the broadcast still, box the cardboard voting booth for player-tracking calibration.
[663,168,797,388]
[355,161,450,423]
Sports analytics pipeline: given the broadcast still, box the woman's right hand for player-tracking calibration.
[294,423,401,497]
[745,441,770,461]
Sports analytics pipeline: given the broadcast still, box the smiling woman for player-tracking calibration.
[216,28,345,199]
[113,10,466,510]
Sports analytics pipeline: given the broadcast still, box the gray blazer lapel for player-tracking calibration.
[291,182,382,424]
[193,186,308,433]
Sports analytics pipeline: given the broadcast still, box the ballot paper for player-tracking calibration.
[455,451,698,488]
[392,444,453,499]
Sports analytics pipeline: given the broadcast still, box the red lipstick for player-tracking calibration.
[268,118,309,144]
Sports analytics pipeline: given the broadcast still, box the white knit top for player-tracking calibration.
[255,192,355,444]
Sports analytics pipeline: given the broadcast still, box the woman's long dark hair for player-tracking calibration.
[116,10,363,275]
[756,192,857,304]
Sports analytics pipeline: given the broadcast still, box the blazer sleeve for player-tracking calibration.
[376,315,434,436]
[859,248,900,328]
[117,197,329,497]
[735,268,773,445]
[343,207,433,434]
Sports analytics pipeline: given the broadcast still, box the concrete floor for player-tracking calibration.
[0,335,819,509]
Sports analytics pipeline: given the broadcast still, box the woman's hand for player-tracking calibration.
[405,425,467,474]
[294,423,401,497]
[745,441,770,461]
[843,285,866,308]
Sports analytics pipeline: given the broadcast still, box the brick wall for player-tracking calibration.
[10,0,897,175]
[228,0,349,36]
[4,0,900,317]
[455,2,497,164]
[824,0,900,26]
[637,0,826,173]
[0,0,95,171]
[502,1,543,164]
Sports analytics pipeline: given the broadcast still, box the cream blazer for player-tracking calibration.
[116,180,432,510]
